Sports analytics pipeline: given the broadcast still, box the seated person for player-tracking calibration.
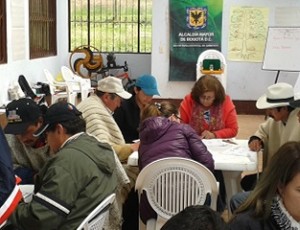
[230,83,300,213]
[77,76,138,162]
[4,98,51,184]
[229,141,300,229]
[138,101,214,224]
[9,102,117,229]
[77,76,139,229]
[180,74,238,139]
[113,74,160,143]
[0,128,22,227]
[161,205,228,230]
[180,75,237,210]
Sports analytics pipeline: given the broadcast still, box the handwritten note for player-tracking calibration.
[262,27,300,71]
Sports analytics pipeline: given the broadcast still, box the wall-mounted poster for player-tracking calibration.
[169,0,223,81]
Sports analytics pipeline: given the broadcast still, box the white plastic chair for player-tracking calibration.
[196,49,227,91]
[61,66,93,103]
[76,193,116,230]
[135,157,219,230]
[43,69,68,105]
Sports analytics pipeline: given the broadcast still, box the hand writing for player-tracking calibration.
[201,130,216,139]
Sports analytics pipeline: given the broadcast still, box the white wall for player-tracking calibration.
[151,0,300,100]
[0,0,69,105]
[1,0,300,105]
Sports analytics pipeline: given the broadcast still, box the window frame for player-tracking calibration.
[0,0,7,64]
[68,0,152,54]
[29,0,57,59]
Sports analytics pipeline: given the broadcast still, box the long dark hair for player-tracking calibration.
[232,141,300,219]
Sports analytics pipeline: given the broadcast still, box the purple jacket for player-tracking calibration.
[138,116,215,224]
[138,116,214,172]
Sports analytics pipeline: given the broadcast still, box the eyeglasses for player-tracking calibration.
[199,95,215,101]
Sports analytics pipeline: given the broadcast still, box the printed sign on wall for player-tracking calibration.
[169,0,223,81]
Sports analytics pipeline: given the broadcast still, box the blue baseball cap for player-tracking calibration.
[135,74,160,96]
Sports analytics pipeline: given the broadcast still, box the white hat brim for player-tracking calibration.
[256,94,290,109]
[116,91,132,99]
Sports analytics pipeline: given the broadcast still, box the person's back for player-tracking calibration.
[138,101,214,224]
[139,116,214,171]
[10,102,117,230]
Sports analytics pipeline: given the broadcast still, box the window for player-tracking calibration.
[29,0,57,59]
[0,0,7,64]
[69,0,152,53]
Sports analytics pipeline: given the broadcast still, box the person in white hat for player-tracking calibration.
[76,76,138,229]
[230,82,300,213]
[249,82,300,168]
[77,76,136,161]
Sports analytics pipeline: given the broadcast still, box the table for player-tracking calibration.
[127,139,258,213]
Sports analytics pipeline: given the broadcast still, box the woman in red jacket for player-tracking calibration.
[180,75,238,139]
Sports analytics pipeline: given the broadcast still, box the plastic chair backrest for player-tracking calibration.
[196,49,227,91]
[61,66,93,101]
[43,69,68,105]
[135,157,219,230]
[76,193,116,230]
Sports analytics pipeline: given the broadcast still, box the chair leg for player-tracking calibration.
[146,219,156,230]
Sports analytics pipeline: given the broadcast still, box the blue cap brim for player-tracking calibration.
[142,88,160,96]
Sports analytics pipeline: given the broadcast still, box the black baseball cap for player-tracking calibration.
[34,102,82,136]
[4,98,42,135]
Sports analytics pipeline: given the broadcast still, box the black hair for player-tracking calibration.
[161,205,228,230]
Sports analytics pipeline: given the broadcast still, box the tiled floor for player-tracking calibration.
[236,114,265,139]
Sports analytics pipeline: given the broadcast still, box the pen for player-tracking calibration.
[222,139,238,145]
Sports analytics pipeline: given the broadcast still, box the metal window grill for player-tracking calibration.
[29,0,57,59]
[69,0,152,53]
[0,0,7,64]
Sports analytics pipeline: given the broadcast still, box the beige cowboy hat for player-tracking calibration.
[256,82,294,109]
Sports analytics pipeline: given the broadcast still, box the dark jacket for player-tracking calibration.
[113,95,140,143]
[11,133,117,230]
[138,116,214,224]
[230,210,280,230]
[138,116,214,171]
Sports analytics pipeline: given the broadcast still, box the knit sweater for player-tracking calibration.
[77,94,132,161]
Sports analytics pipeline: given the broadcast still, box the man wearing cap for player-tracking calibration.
[113,75,159,230]
[4,98,50,184]
[113,74,160,143]
[230,82,300,212]
[77,76,137,161]
[77,76,139,229]
[9,102,117,229]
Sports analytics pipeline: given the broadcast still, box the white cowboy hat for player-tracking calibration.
[256,82,294,109]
